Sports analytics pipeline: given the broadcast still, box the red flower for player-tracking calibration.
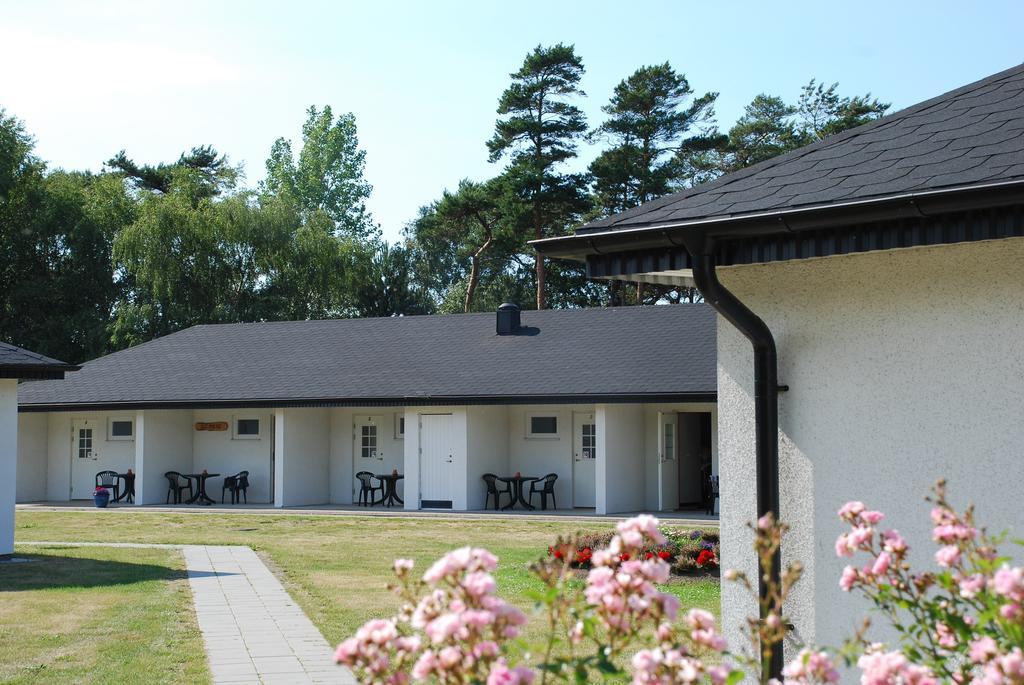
[658,550,672,560]
[549,546,564,559]
[696,549,717,567]
[645,552,654,560]
[619,553,630,561]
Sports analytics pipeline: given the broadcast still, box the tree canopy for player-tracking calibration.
[0,56,891,364]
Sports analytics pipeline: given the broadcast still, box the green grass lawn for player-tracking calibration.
[10,511,720,674]
[0,544,208,685]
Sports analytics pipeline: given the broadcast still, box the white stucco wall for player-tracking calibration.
[32,411,138,500]
[16,413,48,501]
[0,380,17,555]
[717,237,1024,655]
[274,408,330,507]
[466,406,510,509]
[192,409,273,503]
[329,409,354,505]
[136,410,194,504]
[45,413,70,501]
[507,405,575,508]
[596,403,645,514]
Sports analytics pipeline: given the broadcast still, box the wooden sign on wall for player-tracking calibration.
[194,421,229,432]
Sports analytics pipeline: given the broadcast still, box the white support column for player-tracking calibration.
[596,403,646,515]
[0,380,18,556]
[273,409,284,508]
[403,410,419,511]
[133,410,145,505]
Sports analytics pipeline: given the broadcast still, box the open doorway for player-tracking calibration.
[676,412,712,510]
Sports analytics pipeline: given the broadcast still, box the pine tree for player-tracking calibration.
[487,44,590,310]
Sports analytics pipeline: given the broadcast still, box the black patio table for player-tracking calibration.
[184,473,220,506]
[375,473,404,507]
[498,475,538,511]
[112,472,136,503]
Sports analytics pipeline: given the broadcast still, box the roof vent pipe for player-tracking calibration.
[496,303,521,335]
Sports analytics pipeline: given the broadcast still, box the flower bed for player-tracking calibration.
[548,526,719,577]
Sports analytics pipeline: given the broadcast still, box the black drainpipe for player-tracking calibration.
[681,231,783,682]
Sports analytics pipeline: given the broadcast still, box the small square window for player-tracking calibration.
[108,418,134,441]
[234,417,260,439]
[527,414,559,438]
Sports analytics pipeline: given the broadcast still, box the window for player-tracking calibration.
[581,422,596,459]
[233,417,261,439]
[77,427,93,459]
[108,417,134,441]
[526,414,559,439]
[395,414,405,439]
[360,424,378,459]
[663,422,675,461]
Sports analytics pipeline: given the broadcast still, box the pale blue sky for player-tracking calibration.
[1,1,1021,241]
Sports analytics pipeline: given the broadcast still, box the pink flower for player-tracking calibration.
[783,648,840,684]
[932,523,976,544]
[958,573,985,599]
[935,545,961,568]
[882,529,908,554]
[861,510,884,525]
[334,637,359,664]
[464,571,497,598]
[992,565,1024,602]
[935,622,957,649]
[757,513,773,530]
[835,533,853,558]
[838,501,866,520]
[412,650,437,679]
[999,603,1022,620]
[840,566,858,592]
[870,552,892,577]
[684,609,715,630]
[486,658,534,685]
[393,558,414,573]
[1000,649,1024,679]
[617,514,666,545]
[847,525,873,548]
[969,637,998,664]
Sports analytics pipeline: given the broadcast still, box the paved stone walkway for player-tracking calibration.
[19,542,355,685]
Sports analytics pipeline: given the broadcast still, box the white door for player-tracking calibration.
[573,412,596,508]
[657,412,679,511]
[353,416,385,497]
[71,419,99,499]
[419,414,455,508]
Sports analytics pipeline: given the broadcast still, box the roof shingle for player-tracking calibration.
[18,306,716,408]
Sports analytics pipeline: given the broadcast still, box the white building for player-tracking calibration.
[1,343,76,556]
[16,305,718,515]
[535,63,1024,674]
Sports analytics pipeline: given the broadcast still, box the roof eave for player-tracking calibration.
[0,364,80,380]
[534,179,1024,261]
[17,392,718,412]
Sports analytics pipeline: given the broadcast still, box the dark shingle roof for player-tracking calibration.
[577,63,1024,235]
[18,306,716,409]
[0,343,76,379]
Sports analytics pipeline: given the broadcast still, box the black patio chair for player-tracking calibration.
[165,471,193,504]
[527,473,558,511]
[705,475,720,515]
[482,473,513,511]
[356,471,384,506]
[95,470,121,501]
[222,471,250,504]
